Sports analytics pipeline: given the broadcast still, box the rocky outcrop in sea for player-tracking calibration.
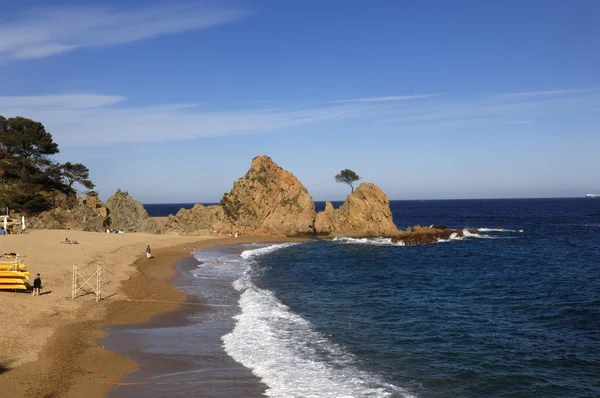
[220,155,317,236]
[314,182,399,236]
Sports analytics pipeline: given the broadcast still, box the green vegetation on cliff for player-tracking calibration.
[0,115,95,214]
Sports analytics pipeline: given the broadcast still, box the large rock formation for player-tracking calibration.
[28,194,107,232]
[219,155,317,236]
[162,204,228,235]
[165,155,317,236]
[105,189,160,233]
[315,183,399,237]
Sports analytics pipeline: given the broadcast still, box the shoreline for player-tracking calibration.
[105,247,269,397]
[0,233,302,397]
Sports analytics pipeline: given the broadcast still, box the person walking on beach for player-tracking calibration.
[146,245,152,259]
[32,273,42,296]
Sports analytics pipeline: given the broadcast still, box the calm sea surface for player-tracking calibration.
[134,199,600,397]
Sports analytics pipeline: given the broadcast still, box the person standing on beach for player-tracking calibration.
[32,273,42,296]
[146,245,152,259]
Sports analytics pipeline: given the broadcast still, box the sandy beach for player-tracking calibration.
[0,229,285,397]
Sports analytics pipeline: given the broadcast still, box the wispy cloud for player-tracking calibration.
[496,88,599,98]
[330,94,439,103]
[0,94,125,109]
[0,2,251,60]
[2,89,597,147]
[0,94,359,147]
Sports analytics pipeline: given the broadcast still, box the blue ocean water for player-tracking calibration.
[144,203,205,216]
[140,199,600,397]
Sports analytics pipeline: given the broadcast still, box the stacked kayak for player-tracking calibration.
[0,258,29,290]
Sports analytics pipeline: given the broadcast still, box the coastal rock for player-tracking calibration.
[314,201,335,234]
[315,183,399,236]
[391,226,478,246]
[28,197,106,232]
[105,189,160,233]
[220,155,316,236]
[84,193,108,219]
[162,204,228,235]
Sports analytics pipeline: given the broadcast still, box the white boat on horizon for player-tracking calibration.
[586,194,600,197]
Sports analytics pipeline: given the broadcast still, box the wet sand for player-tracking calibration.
[104,255,268,397]
[0,235,297,397]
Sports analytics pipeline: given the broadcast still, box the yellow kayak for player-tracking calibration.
[0,263,26,270]
[0,278,29,284]
[0,284,27,290]
[0,271,30,278]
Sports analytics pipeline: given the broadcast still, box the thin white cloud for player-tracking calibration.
[0,3,251,61]
[496,88,598,98]
[0,94,357,147]
[330,94,439,103]
[2,89,597,148]
[0,94,125,109]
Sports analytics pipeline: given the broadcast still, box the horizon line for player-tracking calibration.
[140,196,588,205]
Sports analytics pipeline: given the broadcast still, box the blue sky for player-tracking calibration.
[1,0,599,202]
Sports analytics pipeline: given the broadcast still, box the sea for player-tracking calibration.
[104,198,600,397]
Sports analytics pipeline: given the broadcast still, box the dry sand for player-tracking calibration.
[0,229,217,397]
[0,230,298,397]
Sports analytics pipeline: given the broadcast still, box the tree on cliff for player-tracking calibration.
[61,162,95,191]
[335,169,361,193]
[0,116,59,180]
[0,115,96,214]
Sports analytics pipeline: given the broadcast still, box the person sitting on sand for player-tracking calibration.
[146,245,152,259]
[61,238,71,244]
[32,273,42,296]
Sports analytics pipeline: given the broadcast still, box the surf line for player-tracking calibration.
[122,298,231,307]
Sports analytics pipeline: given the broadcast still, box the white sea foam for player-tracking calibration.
[332,236,405,246]
[334,230,498,245]
[223,279,414,397]
[240,242,298,259]
[477,227,523,232]
[435,229,499,242]
[221,242,414,398]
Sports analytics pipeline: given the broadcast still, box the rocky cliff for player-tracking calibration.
[219,155,316,236]
[162,204,227,235]
[28,194,108,232]
[105,189,160,233]
[314,182,399,236]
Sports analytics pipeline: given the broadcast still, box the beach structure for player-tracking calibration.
[0,256,30,291]
[72,263,102,302]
